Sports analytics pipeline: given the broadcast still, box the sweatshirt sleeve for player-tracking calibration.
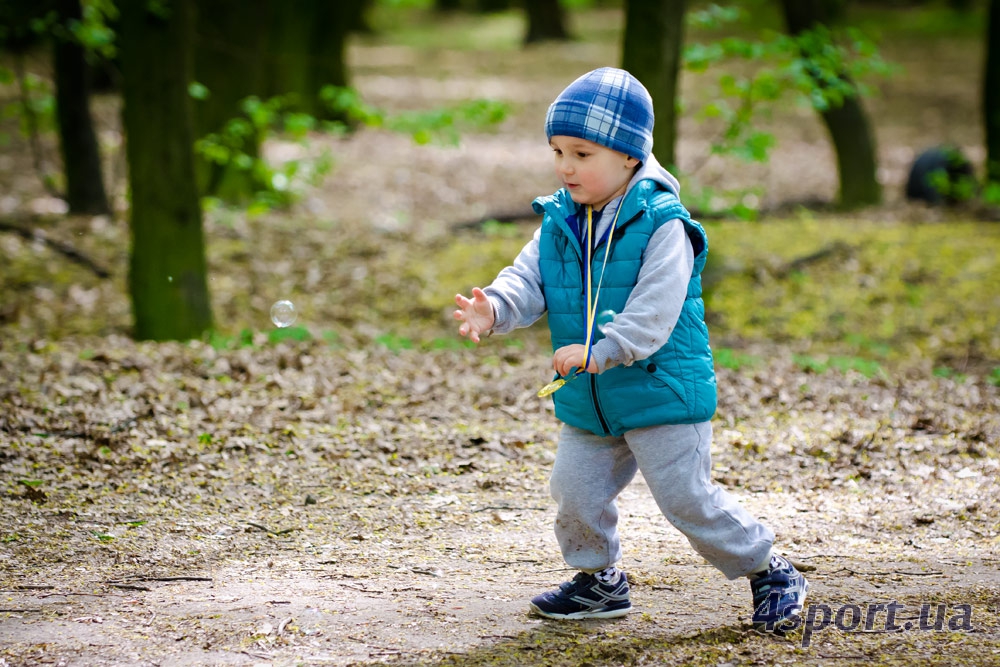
[589,218,694,373]
[482,226,547,334]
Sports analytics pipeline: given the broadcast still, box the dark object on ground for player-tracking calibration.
[905,146,977,205]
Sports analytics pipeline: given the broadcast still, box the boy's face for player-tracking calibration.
[549,136,639,211]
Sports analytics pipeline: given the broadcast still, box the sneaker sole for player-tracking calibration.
[528,602,631,620]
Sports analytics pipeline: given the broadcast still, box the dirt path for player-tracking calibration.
[3,465,999,667]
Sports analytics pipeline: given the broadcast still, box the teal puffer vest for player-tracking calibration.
[533,180,717,436]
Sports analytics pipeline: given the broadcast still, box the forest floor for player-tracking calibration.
[0,341,998,666]
[2,5,1000,667]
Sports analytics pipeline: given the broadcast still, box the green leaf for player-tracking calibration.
[188,81,210,100]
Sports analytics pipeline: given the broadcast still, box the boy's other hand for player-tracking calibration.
[553,344,597,377]
[453,287,495,343]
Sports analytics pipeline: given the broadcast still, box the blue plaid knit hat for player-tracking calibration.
[545,67,654,162]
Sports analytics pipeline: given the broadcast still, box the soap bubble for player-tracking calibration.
[270,300,297,328]
[597,309,616,334]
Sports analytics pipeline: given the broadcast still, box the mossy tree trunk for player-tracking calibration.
[53,0,110,215]
[523,0,570,44]
[986,0,1000,184]
[621,0,687,170]
[119,0,212,341]
[780,0,882,208]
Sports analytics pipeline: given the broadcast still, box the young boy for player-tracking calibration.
[453,67,807,632]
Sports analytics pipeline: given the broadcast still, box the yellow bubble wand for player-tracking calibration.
[537,203,621,398]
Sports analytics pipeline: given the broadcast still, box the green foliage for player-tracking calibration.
[384,98,509,146]
[681,184,763,221]
[682,7,895,216]
[194,86,507,216]
[194,93,325,213]
[74,0,118,59]
[0,71,55,137]
[927,168,978,203]
[321,85,509,146]
[983,181,1000,207]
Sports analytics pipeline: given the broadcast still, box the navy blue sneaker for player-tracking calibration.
[750,554,809,634]
[529,570,631,620]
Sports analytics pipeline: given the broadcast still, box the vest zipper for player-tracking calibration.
[590,374,611,435]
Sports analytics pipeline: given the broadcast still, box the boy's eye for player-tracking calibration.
[576,152,589,159]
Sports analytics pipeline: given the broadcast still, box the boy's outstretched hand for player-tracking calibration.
[454,287,495,343]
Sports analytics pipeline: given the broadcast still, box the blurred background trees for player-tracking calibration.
[0,0,997,342]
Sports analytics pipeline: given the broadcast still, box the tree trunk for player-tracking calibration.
[346,0,374,33]
[265,0,352,120]
[523,0,570,44]
[192,0,269,201]
[53,0,110,215]
[477,0,511,12]
[986,0,1000,184]
[621,0,686,169]
[780,0,882,208]
[119,0,213,341]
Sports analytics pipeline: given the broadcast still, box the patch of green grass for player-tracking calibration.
[427,336,477,350]
[376,332,415,351]
[933,366,968,383]
[208,328,255,350]
[793,353,884,378]
[714,346,762,371]
[267,325,312,343]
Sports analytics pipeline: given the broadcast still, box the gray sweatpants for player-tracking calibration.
[550,421,774,580]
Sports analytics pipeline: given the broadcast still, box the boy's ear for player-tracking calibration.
[625,156,639,169]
